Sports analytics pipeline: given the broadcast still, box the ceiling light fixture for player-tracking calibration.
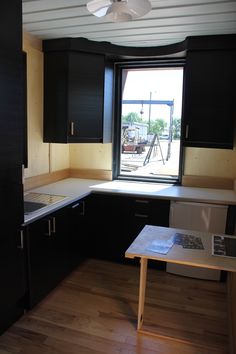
[86,0,152,22]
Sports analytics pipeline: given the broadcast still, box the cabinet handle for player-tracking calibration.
[135,199,149,204]
[71,202,80,209]
[51,217,56,233]
[80,201,85,216]
[45,219,52,236]
[134,213,148,218]
[22,164,25,185]
[71,201,85,215]
[185,124,189,139]
[18,230,24,249]
[70,121,75,136]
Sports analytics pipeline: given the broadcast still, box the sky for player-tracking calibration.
[122,68,184,124]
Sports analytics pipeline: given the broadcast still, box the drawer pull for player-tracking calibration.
[134,213,148,218]
[51,217,56,233]
[135,199,149,204]
[70,121,75,136]
[71,203,80,209]
[45,219,51,236]
[18,230,24,249]
[80,201,85,216]
[185,124,189,139]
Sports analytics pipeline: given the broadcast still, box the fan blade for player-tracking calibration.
[127,0,152,18]
[87,0,112,17]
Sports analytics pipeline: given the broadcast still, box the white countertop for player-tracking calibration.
[23,178,101,224]
[91,179,236,205]
[24,178,236,225]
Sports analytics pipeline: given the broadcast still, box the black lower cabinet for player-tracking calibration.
[85,193,170,265]
[67,198,88,269]
[83,194,133,262]
[130,197,170,234]
[130,197,170,269]
[24,193,170,309]
[25,200,89,309]
[0,227,26,334]
[26,207,71,309]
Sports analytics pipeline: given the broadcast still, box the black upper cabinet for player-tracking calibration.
[182,36,236,149]
[43,50,113,143]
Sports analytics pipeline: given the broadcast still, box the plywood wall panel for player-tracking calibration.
[23,32,70,178]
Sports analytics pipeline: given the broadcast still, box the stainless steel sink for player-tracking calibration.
[24,192,68,214]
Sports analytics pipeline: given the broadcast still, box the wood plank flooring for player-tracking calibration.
[0,259,229,354]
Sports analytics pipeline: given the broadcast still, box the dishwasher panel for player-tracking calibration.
[167,201,228,280]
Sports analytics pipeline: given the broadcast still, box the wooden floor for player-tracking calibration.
[0,259,229,354]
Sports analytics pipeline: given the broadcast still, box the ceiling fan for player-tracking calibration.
[86,0,152,22]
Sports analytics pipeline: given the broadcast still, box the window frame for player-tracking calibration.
[112,58,186,185]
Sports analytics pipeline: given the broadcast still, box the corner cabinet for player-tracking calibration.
[43,50,113,143]
[182,35,236,149]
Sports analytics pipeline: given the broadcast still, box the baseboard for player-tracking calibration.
[24,168,112,191]
[70,168,112,181]
[25,170,234,191]
[182,175,234,190]
[24,169,70,191]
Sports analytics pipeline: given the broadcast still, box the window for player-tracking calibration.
[113,61,184,184]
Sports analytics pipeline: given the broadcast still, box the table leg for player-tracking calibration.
[137,257,148,330]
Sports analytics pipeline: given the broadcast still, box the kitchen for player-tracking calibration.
[1,1,236,353]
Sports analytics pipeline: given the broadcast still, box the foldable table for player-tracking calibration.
[125,225,236,333]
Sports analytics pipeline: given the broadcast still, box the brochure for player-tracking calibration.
[146,234,175,254]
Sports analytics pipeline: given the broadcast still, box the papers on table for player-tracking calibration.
[146,234,175,255]
[145,228,204,255]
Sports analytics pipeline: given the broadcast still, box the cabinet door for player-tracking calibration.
[182,50,236,148]
[130,197,170,269]
[131,197,170,233]
[0,227,26,333]
[50,208,71,283]
[26,208,70,308]
[84,194,113,259]
[85,194,170,264]
[68,52,104,142]
[43,51,112,143]
[84,194,133,262]
[43,51,69,143]
[67,199,87,269]
[0,180,25,332]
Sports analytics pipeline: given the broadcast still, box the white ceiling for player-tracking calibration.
[22,0,236,47]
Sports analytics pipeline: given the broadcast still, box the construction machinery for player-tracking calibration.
[121,126,146,154]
